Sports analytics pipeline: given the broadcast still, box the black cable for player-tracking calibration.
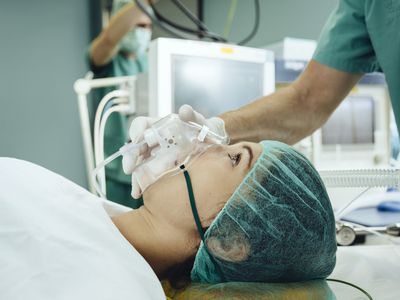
[238,0,260,45]
[134,0,188,39]
[150,1,205,35]
[197,0,204,38]
[135,0,226,42]
[170,0,226,42]
[171,0,209,32]
[150,1,224,42]
[326,278,373,300]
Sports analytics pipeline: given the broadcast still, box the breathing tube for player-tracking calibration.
[319,168,400,221]
[319,169,400,189]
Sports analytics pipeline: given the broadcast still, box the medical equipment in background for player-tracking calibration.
[319,168,400,247]
[92,114,226,198]
[312,84,390,169]
[74,38,274,195]
[336,221,400,246]
[74,74,137,193]
[265,38,391,169]
[136,38,275,118]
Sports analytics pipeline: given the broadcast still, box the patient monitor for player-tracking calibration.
[312,84,391,169]
[136,38,275,118]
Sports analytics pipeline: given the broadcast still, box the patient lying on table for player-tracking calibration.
[0,140,336,299]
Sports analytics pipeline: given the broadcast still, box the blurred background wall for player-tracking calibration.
[0,0,91,187]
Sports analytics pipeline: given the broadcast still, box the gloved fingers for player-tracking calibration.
[208,117,230,144]
[135,154,145,166]
[178,104,207,126]
[129,116,156,144]
[122,142,150,174]
[124,116,155,175]
[131,175,142,199]
[122,147,140,175]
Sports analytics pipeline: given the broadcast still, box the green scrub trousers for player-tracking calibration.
[88,52,148,209]
[313,0,400,134]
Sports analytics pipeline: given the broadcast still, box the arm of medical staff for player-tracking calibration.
[221,60,362,145]
[90,2,148,67]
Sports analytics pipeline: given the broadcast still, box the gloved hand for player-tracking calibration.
[178,104,229,144]
[122,106,229,199]
[122,116,157,198]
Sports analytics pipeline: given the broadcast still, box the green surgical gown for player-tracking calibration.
[313,0,400,133]
[87,52,148,208]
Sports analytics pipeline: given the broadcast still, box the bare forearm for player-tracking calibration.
[220,60,362,145]
[221,85,316,144]
[90,3,145,66]
[103,4,143,45]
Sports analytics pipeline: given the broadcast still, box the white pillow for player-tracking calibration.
[0,158,165,300]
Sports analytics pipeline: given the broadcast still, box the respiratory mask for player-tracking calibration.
[93,114,226,198]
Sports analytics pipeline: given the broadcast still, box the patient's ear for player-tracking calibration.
[201,201,226,228]
[206,234,250,262]
[186,229,202,253]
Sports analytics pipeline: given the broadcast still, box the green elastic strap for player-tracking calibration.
[180,165,226,282]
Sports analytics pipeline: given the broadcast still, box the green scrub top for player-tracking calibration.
[87,51,148,208]
[313,0,400,133]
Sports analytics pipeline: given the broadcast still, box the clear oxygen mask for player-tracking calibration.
[93,114,226,198]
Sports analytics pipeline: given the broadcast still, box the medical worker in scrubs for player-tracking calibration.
[124,0,400,184]
[88,0,152,208]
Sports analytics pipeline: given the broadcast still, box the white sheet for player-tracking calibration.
[330,245,400,299]
[0,158,165,300]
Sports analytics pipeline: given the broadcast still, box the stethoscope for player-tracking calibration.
[336,221,400,246]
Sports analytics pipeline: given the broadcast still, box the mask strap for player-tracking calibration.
[180,165,226,281]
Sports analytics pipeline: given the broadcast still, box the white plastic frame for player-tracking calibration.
[73,74,136,194]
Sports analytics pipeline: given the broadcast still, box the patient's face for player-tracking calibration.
[143,142,262,229]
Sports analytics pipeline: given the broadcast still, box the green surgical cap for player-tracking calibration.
[191,140,337,283]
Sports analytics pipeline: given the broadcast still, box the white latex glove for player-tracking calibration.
[122,116,157,198]
[178,104,229,144]
[122,107,229,199]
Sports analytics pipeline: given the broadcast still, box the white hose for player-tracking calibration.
[319,169,400,188]
[93,150,123,199]
[96,104,131,196]
[93,90,129,168]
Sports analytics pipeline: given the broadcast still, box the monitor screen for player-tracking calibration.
[322,95,375,145]
[172,55,264,118]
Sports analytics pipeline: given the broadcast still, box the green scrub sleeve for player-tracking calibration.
[313,0,381,74]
